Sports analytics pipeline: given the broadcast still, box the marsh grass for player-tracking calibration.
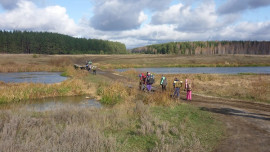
[0,54,227,151]
[0,107,117,152]
[94,54,270,69]
[0,79,87,104]
[0,101,220,151]
[0,54,75,72]
[152,73,270,103]
[0,67,93,104]
[119,69,270,103]
[97,82,137,105]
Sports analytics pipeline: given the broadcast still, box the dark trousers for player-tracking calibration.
[161,85,166,91]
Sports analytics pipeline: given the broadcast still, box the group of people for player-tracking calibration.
[86,60,97,75]
[172,77,192,100]
[139,73,192,100]
[139,72,155,92]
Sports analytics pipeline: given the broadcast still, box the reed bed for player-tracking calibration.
[0,67,94,104]
[0,79,86,104]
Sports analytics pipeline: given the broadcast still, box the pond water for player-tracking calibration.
[24,96,101,111]
[0,72,67,83]
[116,67,270,74]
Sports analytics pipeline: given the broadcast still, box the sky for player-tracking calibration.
[0,0,270,49]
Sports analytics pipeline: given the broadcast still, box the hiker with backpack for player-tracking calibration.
[173,77,182,99]
[160,75,167,91]
[146,73,155,92]
[184,79,192,100]
[92,65,97,75]
[139,73,146,90]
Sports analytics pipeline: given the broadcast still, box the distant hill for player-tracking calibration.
[132,41,270,55]
[0,31,127,54]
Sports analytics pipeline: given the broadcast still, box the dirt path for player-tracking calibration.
[97,69,270,152]
[189,95,270,152]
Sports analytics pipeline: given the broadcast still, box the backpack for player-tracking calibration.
[148,75,155,84]
[174,80,182,88]
[160,77,167,85]
[187,83,192,91]
[139,73,145,81]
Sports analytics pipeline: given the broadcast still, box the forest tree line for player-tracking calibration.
[0,31,127,54]
[132,41,270,55]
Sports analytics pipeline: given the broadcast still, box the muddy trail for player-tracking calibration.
[97,69,270,152]
[190,95,270,152]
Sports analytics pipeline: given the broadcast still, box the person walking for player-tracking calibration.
[185,79,192,100]
[92,65,97,75]
[160,75,167,91]
[173,78,182,99]
[146,73,154,92]
[139,73,146,90]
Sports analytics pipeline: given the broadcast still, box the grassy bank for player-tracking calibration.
[0,54,228,151]
[120,70,270,103]
[0,102,223,152]
[0,67,95,104]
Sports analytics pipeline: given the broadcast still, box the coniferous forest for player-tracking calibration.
[0,31,127,54]
[132,41,270,55]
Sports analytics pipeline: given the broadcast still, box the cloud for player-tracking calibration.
[151,0,219,32]
[1,0,270,49]
[0,0,20,9]
[90,0,171,31]
[80,0,270,48]
[218,0,270,14]
[0,0,80,36]
[218,21,270,40]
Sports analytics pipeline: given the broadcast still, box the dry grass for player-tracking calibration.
[149,74,270,103]
[0,67,96,104]
[1,54,269,72]
[91,54,270,69]
[0,54,227,151]
[0,79,85,104]
[0,107,117,152]
[0,101,223,152]
[0,54,77,72]
[118,69,270,103]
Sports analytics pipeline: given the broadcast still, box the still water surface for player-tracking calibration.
[0,72,67,83]
[116,67,270,74]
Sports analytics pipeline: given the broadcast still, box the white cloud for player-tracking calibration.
[138,11,148,24]
[151,1,219,32]
[90,0,171,31]
[0,0,270,49]
[0,0,80,36]
[218,21,270,40]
